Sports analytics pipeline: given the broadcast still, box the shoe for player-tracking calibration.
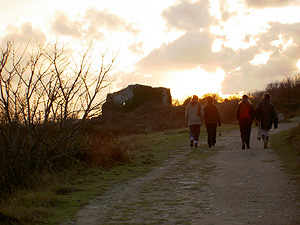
[264,141,268,149]
[190,139,194,147]
[242,142,245,150]
[194,143,198,148]
[246,142,250,149]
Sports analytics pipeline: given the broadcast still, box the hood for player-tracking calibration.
[190,100,198,106]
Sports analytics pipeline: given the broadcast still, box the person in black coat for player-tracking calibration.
[255,93,278,149]
[204,96,221,148]
[236,95,255,149]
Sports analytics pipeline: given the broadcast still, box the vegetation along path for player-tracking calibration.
[69,119,300,224]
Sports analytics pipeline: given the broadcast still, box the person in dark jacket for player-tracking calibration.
[236,95,255,149]
[204,96,221,148]
[255,93,278,149]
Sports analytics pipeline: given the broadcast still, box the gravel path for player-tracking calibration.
[70,120,300,225]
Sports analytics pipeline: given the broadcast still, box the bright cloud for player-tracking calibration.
[2,0,300,100]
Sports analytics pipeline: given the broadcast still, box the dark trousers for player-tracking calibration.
[189,125,201,141]
[239,119,252,147]
[205,123,217,147]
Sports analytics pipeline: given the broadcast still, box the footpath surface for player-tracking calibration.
[70,120,300,225]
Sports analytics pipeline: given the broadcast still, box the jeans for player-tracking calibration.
[205,123,217,147]
[189,125,201,141]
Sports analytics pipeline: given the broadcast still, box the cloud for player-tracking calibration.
[136,19,300,95]
[136,31,223,73]
[221,22,300,93]
[162,0,213,31]
[128,42,144,54]
[2,22,47,47]
[84,8,139,35]
[50,8,139,40]
[51,11,84,38]
[244,0,300,8]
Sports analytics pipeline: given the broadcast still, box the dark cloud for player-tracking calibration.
[136,31,222,73]
[3,22,47,47]
[137,20,300,94]
[222,22,300,93]
[162,0,213,31]
[50,8,139,39]
[244,0,300,8]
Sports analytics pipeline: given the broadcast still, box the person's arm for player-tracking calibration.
[217,106,221,126]
[272,105,278,129]
[201,105,205,119]
[250,104,256,120]
[255,102,262,121]
[185,104,189,121]
[235,103,240,121]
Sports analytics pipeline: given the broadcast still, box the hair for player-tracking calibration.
[242,94,248,100]
[192,95,198,101]
[263,92,271,100]
[206,96,213,103]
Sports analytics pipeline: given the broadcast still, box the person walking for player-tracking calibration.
[235,94,255,149]
[204,96,221,148]
[185,95,204,148]
[255,93,278,149]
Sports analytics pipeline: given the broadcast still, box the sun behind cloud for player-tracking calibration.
[166,66,226,101]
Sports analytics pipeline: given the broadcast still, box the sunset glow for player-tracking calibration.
[2,0,300,101]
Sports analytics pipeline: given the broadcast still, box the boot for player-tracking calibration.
[190,139,194,147]
[194,143,198,148]
[242,142,245,150]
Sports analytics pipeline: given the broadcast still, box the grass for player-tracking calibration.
[270,123,300,205]
[271,124,300,183]
[0,124,237,225]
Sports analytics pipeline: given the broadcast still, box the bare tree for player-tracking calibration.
[0,40,116,194]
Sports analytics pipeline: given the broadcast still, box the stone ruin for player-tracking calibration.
[102,84,172,113]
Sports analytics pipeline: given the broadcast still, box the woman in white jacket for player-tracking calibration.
[185,95,205,148]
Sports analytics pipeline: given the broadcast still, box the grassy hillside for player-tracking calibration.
[0,126,232,224]
[271,123,300,186]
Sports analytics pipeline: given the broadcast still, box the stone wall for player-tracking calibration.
[102,84,172,113]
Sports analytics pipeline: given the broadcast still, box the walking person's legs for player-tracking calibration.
[193,125,201,148]
[189,125,201,148]
[211,123,217,146]
[246,123,252,149]
[261,129,270,149]
[239,122,247,149]
[189,125,195,147]
[206,123,213,148]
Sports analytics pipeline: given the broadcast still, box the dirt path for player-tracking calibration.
[70,120,300,225]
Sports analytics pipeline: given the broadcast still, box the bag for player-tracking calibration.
[239,102,252,119]
[197,103,203,117]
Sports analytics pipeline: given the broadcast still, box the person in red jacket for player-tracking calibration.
[204,96,221,148]
[235,94,255,149]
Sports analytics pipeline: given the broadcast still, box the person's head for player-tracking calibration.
[242,94,248,100]
[206,96,214,104]
[263,92,271,100]
[192,95,198,101]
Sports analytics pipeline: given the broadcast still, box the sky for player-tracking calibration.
[1,0,300,101]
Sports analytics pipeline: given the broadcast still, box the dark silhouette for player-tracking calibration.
[235,95,255,149]
[204,96,221,148]
[255,93,278,149]
[185,95,204,148]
